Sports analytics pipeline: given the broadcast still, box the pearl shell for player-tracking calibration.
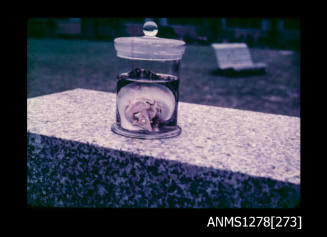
[117,83,175,131]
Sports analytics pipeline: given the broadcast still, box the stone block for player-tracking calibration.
[212,43,267,73]
[27,89,300,208]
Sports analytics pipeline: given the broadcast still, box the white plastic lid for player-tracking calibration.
[114,21,186,61]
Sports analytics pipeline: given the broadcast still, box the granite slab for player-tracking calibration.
[27,88,300,208]
[211,43,266,72]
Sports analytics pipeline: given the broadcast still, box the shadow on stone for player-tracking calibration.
[27,132,300,208]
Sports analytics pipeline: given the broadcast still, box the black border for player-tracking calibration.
[23,9,306,233]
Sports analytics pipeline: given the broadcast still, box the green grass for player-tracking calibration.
[27,38,300,117]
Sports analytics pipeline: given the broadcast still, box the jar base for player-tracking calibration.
[111,123,181,139]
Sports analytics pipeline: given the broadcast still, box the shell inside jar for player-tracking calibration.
[117,83,176,132]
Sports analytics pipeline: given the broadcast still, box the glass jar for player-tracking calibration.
[111,21,186,139]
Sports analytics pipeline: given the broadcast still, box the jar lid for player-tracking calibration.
[114,21,186,61]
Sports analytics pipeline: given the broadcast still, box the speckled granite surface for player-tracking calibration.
[27,88,300,208]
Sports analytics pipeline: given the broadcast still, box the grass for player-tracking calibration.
[27,38,300,117]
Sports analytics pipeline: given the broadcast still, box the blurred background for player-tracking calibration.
[27,18,300,117]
